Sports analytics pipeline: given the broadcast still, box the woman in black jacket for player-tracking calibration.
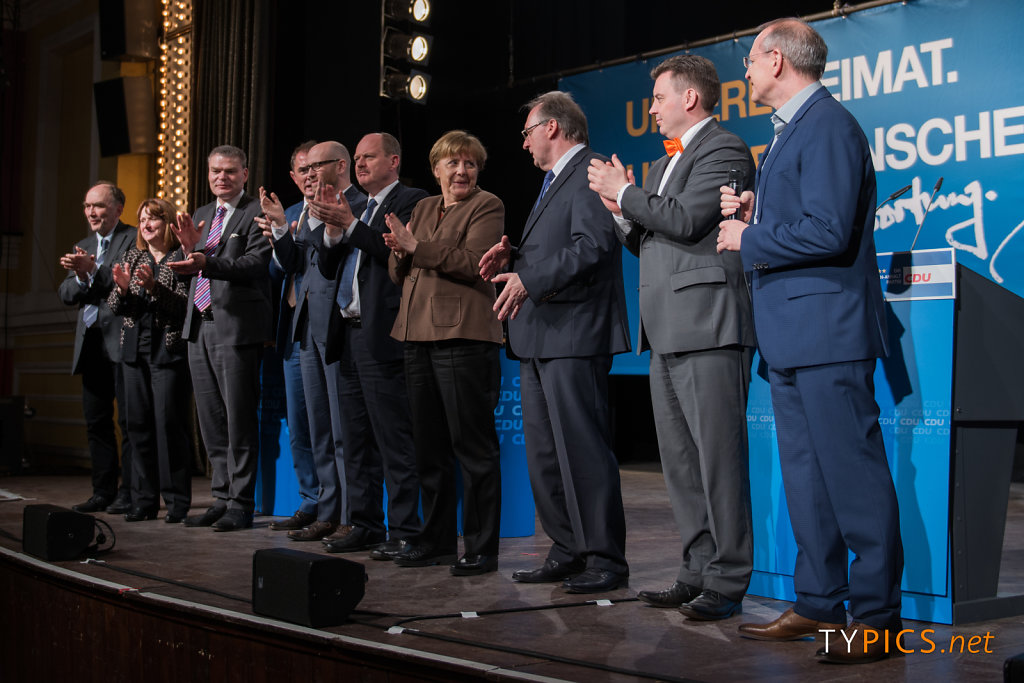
[108,198,192,522]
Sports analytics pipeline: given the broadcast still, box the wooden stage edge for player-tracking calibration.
[1,470,1023,682]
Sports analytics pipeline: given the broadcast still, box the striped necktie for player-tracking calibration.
[194,205,226,312]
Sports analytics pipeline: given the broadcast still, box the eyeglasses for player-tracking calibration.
[306,158,340,172]
[743,50,775,69]
[521,119,550,140]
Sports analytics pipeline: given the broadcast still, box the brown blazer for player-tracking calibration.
[389,187,504,344]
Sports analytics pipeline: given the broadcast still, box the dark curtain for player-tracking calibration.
[189,0,273,210]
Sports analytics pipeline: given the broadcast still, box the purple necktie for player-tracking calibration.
[194,206,226,312]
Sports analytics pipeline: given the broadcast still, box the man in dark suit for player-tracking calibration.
[169,145,272,532]
[481,92,632,594]
[59,182,136,514]
[258,140,320,533]
[718,18,903,663]
[589,55,756,620]
[258,140,368,542]
[314,133,425,555]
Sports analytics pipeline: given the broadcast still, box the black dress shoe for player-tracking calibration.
[164,511,187,524]
[637,581,702,608]
[450,554,498,576]
[124,507,158,522]
[72,495,111,513]
[392,544,458,567]
[323,526,385,553]
[211,509,254,532]
[512,558,585,583]
[106,492,132,515]
[562,568,629,594]
[678,590,743,621]
[269,510,317,531]
[184,506,227,527]
[368,539,409,560]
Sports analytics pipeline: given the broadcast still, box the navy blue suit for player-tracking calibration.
[742,86,903,629]
[273,185,367,524]
[267,200,318,516]
[319,182,427,539]
[507,146,632,575]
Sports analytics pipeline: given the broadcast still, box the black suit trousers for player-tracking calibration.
[122,354,192,515]
[404,340,501,556]
[80,327,131,499]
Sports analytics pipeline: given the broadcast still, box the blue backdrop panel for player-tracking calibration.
[559,0,1024,623]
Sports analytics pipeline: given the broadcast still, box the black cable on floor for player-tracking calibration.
[391,596,639,627]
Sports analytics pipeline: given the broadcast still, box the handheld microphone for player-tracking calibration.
[726,168,742,218]
[875,183,913,213]
[909,177,943,252]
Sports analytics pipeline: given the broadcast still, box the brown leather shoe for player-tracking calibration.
[321,524,355,544]
[269,510,316,531]
[738,608,845,641]
[287,520,338,541]
[818,621,897,664]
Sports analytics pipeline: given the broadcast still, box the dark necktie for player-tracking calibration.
[337,198,375,310]
[532,170,555,214]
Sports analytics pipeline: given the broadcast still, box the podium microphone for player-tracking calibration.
[909,177,943,251]
[875,183,913,213]
[725,168,742,218]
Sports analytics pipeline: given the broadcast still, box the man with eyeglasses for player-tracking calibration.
[481,91,631,594]
[718,18,902,663]
[257,141,367,543]
[253,140,320,535]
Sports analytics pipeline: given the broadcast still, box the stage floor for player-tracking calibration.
[1,466,1022,682]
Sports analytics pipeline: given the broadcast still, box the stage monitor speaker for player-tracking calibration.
[99,0,159,61]
[252,548,366,627]
[22,504,95,561]
[93,76,158,157]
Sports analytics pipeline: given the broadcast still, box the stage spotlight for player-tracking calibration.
[384,28,432,65]
[385,0,430,24]
[382,67,430,103]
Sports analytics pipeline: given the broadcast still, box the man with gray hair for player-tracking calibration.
[59,181,137,514]
[170,144,272,531]
[481,92,632,593]
[719,18,902,663]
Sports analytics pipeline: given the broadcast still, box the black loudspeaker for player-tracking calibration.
[22,505,95,561]
[99,0,159,61]
[93,76,158,157]
[1007,652,1024,682]
[252,548,367,627]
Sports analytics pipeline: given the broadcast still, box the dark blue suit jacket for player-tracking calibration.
[319,182,428,364]
[508,146,631,359]
[272,186,368,353]
[742,86,887,370]
[268,200,306,356]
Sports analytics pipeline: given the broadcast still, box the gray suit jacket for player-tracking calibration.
[181,194,272,345]
[618,119,755,354]
[58,221,137,374]
[508,147,631,359]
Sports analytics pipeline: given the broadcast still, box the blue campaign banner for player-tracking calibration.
[562,0,1024,374]
[560,0,1024,622]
